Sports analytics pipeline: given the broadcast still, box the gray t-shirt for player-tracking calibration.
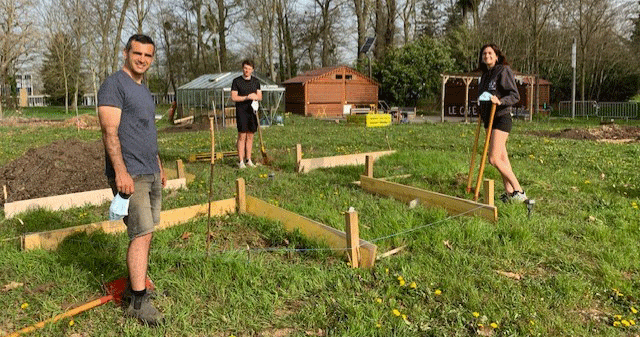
[98,70,159,178]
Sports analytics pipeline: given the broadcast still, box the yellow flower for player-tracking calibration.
[375,298,382,304]
[584,180,591,184]
[472,312,480,318]
[478,324,484,328]
[376,322,382,328]
[392,309,401,316]
[385,268,389,274]
[529,154,535,159]
[409,282,417,289]
[490,322,498,329]
[630,319,636,325]
[615,314,622,320]
[20,303,28,309]
[434,289,442,296]
[622,320,631,326]
[69,320,74,327]
[613,321,621,327]
[402,314,407,320]
[529,320,535,325]
[397,275,404,281]
[631,306,638,314]
[399,280,406,286]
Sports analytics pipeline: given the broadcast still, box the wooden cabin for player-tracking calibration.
[441,72,551,119]
[283,66,379,118]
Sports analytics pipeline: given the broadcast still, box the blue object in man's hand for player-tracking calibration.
[109,192,130,221]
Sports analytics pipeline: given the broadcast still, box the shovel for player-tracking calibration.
[473,92,497,201]
[252,101,272,165]
[7,277,154,337]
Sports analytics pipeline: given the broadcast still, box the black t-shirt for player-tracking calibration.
[231,76,261,116]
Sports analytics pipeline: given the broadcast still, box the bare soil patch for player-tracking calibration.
[0,139,107,206]
[529,124,640,142]
[0,114,100,130]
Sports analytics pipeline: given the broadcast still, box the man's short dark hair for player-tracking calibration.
[125,34,155,53]
[242,59,254,68]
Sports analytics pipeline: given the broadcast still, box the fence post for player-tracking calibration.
[345,209,360,268]
[236,178,246,214]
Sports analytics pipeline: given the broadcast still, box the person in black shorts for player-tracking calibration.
[231,60,262,169]
[477,43,527,203]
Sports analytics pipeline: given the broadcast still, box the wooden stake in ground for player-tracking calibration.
[466,116,483,194]
[206,117,215,256]
[2,185,7,202]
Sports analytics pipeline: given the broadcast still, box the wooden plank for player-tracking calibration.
[359,175,497,223]
[246,196,377,267]
[21,198,236,251]
[176,159,185,179]
[365,155,374,178]
[4,179,187,219]
[297,150,395,173]
[296,144,302,172]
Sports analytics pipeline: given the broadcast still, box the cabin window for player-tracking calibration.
[345,74,353,80]
[335,74,343,79]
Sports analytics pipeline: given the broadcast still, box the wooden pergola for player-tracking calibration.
[440,72,536,123]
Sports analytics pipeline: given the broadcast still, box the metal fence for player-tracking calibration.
[558,101,639,119]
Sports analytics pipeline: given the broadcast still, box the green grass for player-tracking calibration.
[1,107,640,335]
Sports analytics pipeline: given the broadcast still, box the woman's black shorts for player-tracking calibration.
[236,109,258,133]
[483,113,512,133]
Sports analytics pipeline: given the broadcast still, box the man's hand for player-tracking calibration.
[247,93,258,101]
[491,95,502,105]
[115,170,135,195]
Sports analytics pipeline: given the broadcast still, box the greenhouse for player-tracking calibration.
[175,71,285,126]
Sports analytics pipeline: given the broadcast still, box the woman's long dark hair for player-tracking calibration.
[477,44,510,72]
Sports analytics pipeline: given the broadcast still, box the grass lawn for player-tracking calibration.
[1,108,640,336]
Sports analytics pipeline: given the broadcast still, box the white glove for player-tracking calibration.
[251,100,259,112]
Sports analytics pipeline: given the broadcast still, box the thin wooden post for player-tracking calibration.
[3,185,7,202]
[209,118,215,165]
[175,159,185,179]
[483,179,494,206]
[365,155,374,178]
[236,178,246,214]
[345,209,360,268]
[296,144,302,171]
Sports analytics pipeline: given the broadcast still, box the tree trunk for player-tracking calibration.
[111,0,131,73]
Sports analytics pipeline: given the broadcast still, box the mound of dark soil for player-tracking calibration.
[0,139,108,206]
[529,124,640,142]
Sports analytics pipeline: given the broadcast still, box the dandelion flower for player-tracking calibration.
[376,322,382,328]
[20,303,28,309]
[615,315,622,320]
[409,282,417,289]
[375,298,382,304]
[622,320,630,326]
[629,319,635,325]
[397,276,404,281]
[529,154,535,159]
[69,320,74,327]
[613,321,621,327]
[631,306,638,314]
[472,312,480,318]
[529,320,535,325]
[385,268,389,274]
[399,279,406,286]
[434,289,442,296]
[584,180,591,184]
[478,324,484,328]
[490,322,498,329]
[392,309,401,316]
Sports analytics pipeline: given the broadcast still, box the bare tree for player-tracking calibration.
[0,0,36,118]
[129,0,155,34]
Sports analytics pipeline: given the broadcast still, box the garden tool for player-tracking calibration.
[7,277,154,337]
[252,101,272,165]
[473,92,497,202]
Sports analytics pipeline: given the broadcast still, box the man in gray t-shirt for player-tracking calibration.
[97,34,166,326]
